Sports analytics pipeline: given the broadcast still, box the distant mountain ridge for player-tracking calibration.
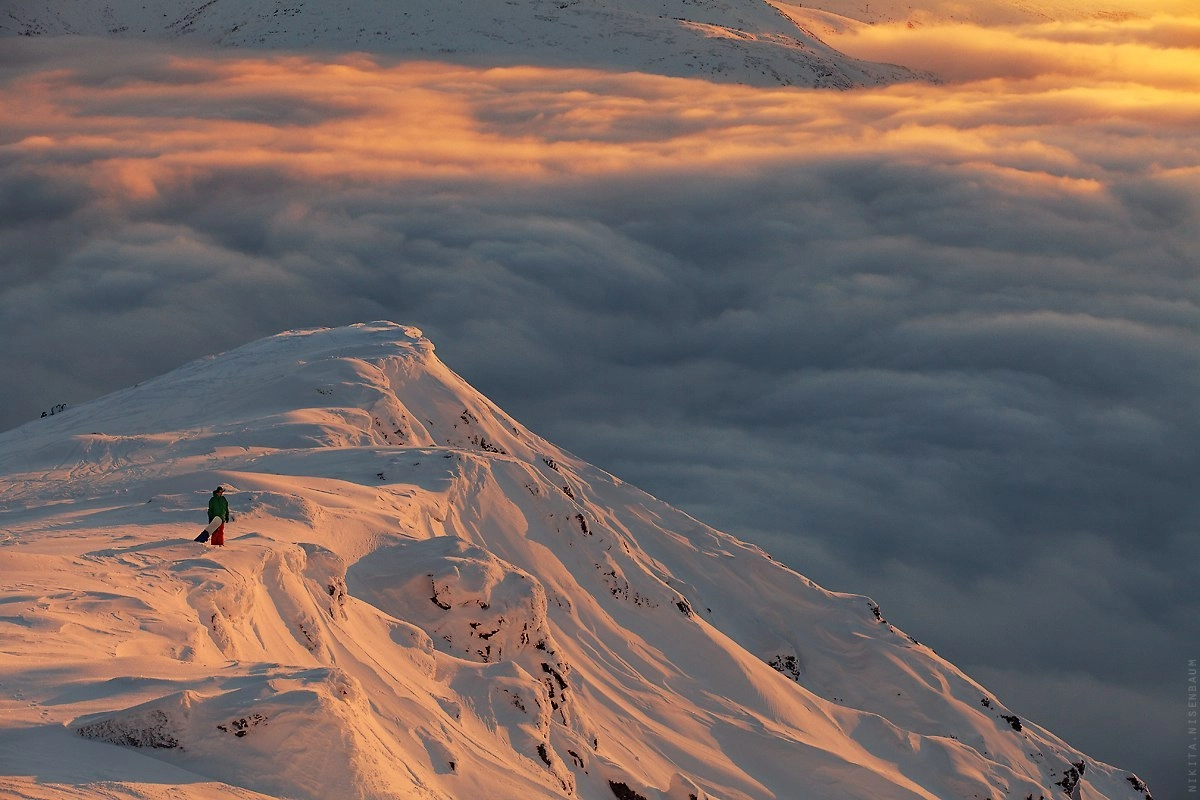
[0,0,921,87]
[0,322,1153,800]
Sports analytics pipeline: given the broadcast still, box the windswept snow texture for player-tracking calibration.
[0,0,920,88]
[0,322,1151,800]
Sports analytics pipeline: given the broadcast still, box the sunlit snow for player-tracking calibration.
[0,322,1150,800]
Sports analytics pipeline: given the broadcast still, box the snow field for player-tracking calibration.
[0,322,1150,800]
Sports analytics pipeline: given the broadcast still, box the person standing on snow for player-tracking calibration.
[207,486,231,546]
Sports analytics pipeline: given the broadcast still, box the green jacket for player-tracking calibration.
[208,494,230,522]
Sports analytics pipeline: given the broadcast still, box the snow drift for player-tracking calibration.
[0,322,1151,800]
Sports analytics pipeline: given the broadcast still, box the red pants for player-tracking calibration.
[211,522,225,546]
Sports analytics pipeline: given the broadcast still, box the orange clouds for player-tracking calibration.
[4,31,1198,211]
[2,18,1198,259]
[815,12,1200,88]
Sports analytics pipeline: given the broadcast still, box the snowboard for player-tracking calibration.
[196,516,222,543]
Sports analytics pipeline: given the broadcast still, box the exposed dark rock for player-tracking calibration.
[1127,774,1152,799]
[76,709,179,749]
[608,780,649,800]
[430,579,452,609]
[1056,761,1086,794]
[541,662,568,691]
[218,713,268,738]
[471,435,507,454]
[768,654,801,682]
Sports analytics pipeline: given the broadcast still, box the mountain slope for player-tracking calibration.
[0,0,920,88]
[0,322,1151,800]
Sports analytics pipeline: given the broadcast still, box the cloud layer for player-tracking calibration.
[2,21,1198,794]
[820,10,1200,85]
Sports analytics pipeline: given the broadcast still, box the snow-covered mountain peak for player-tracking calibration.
[25,321,438,435]
[2,321,539,480]
[0,0,924,88]
[0,322,1152,800]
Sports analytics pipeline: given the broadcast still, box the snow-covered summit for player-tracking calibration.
[4,322,523,458]
[0,0,921,88]
[0,322,1151,800]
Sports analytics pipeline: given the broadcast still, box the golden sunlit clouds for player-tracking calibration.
[815,11,1200,88]
[1,19,1196,316]
[4,16,1199,211]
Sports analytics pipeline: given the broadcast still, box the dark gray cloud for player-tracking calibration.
[2,32,1197,795]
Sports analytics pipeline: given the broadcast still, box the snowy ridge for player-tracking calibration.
[0,0,921,88]
[0,322,1151,800]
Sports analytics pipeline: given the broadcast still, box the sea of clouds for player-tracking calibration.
[2,15,1197,794]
